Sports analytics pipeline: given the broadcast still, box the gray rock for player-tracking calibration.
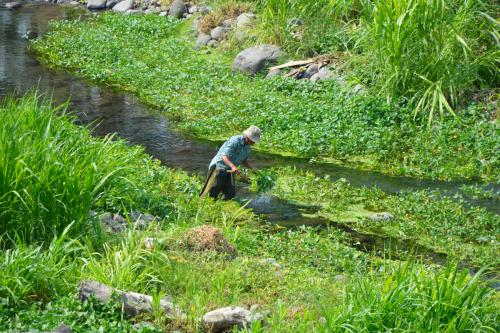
[232,45,282,75]
[128,210,158,230]
[236,13,256,29]
[78,280,185,319]
[318,66,333,80]
[159,11,168,16]
[198,5,211,15]
[144,7,160,14]
[222,18,236,28]
[169,0,187,19]
[302,64,318,79]
[5,2,22,9]
[69,1,80,5]
[87,0,107,10]
[310,72,320,82]
[266,68,282,78]
[195,33,211,49]
[188,5,197,14]
[210,26,226,41]
[207,39,219,48]
[112,0,134,12]
[105,0,120,9]
[125,9,142,14]
[99,212,128,232]
[370,212,394,221]
[203,306,266,332]
[186,13,192,18]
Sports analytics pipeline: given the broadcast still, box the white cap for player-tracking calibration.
[243,125,261,143]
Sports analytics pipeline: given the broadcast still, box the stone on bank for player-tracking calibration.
[87,0,107,10]
[232,45,282,75]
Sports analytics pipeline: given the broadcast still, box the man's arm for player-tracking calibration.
[222,155,240,174]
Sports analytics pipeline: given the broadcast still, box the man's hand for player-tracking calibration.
[230,165,241,175]
[222,155,241,174]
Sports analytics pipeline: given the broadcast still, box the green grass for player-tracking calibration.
[1,94,498,331]
[31,13,499,181]
[247,0,499,123]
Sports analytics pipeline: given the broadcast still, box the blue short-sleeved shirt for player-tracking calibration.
[209,135,250,170]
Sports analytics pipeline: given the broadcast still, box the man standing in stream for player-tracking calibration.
[200,125,261,200]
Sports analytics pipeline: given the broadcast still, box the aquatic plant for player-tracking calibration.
[251,169,277,193]
[31,13,500,181]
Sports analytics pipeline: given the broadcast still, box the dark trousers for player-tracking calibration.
[200,166,235,200]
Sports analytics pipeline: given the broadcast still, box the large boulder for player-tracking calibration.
[232,45,282,75]
[169,0,187,19]
[112,0,134,12]
[203,306,266,332]
[87,0,107,10]
[78,280,185,319]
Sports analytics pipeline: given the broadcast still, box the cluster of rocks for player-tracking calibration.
[97,210,160,232]
[78,280,267,332]
[194,11,256,49]
[266,59,366,93]
[79,280,185,319]
[267,62,335,83]
[84,0,197,16]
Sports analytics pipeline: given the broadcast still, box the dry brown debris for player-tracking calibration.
[199,2,251,33]
[181,225,237,256]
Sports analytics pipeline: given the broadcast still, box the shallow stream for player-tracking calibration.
[1,3,498,269]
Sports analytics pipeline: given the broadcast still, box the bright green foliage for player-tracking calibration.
[251,169,277,192]
[32,13,499,181]
[315,264,499,332]
[0,94,159,244]
[249,0,364,56]
[1,295,162,333]
[0,227,81,308]
[267,167,500,268]
[359,0,499,123]
[0,95,497,332]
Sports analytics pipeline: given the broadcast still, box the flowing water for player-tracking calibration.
[1,3,498,269]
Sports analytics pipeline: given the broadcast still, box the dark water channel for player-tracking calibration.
[1,4,498,271]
